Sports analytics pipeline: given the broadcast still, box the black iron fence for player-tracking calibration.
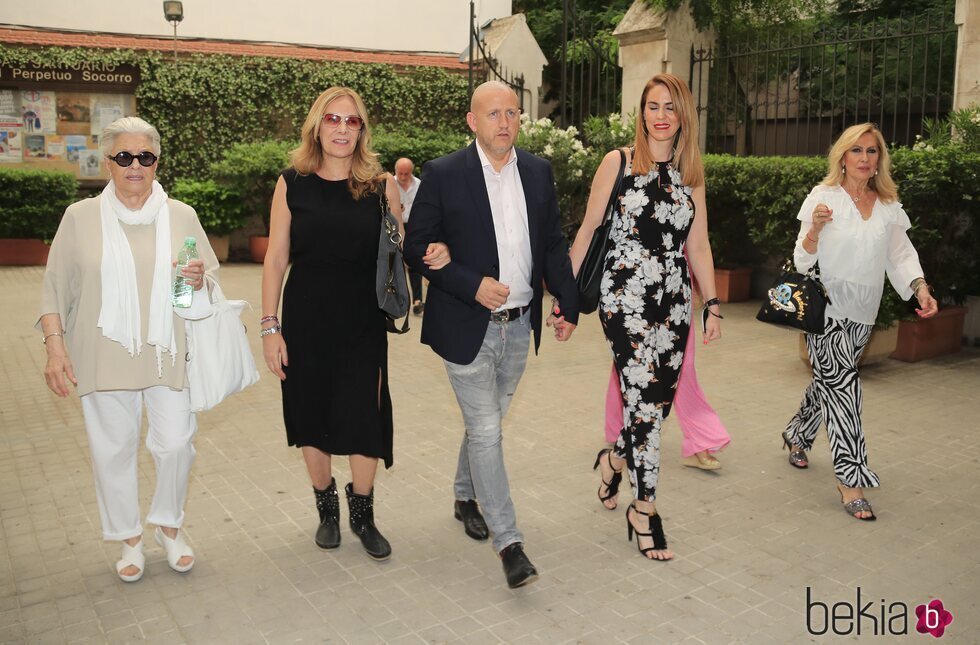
[467,1,527,111]
[690,8,957,155]
[557,0,621,129]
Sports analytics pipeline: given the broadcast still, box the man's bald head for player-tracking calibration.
[470,80,518,113]
[394,157,414,188]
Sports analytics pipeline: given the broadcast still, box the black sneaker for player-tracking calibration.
[412,301,425,315]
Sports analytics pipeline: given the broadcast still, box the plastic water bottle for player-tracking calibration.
[172,237,198,308]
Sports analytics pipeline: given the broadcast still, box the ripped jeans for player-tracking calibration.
[444,310,530,553]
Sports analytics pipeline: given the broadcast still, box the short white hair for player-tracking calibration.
[100,117,161,157]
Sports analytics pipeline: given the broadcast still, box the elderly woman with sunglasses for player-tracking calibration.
[37,116,219,582]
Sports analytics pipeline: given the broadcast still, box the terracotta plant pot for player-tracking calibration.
[249,235,269,264]
[798,325,899,368]
[714,267,752,303]
[890,306,968,362]
[207,234,230,263]
[0,238,50,266]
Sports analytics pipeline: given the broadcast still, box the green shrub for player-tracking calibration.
[169,179,247,236]
[371,125,469,173]
[890,146,979,306]
[517,116,594,236]
[210,140,294,234]
[703,155,826,267]
[0,167,77,241]
[917,104,980,154]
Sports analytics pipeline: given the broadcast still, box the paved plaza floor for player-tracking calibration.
[1,263,978,644]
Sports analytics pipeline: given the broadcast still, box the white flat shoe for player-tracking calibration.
[155,527,194,573]
[116,539,145,582]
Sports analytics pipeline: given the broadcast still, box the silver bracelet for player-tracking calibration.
[260,325,281,337]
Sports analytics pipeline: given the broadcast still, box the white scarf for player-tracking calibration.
[98,180,175,375]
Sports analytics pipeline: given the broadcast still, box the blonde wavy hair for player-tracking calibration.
[632,73,704,188]
[290,86,383,200]
[821,123,898,203]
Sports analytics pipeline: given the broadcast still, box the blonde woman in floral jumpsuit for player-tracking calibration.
[569,73,723,561]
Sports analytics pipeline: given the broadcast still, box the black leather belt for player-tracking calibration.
[490,305,528,324]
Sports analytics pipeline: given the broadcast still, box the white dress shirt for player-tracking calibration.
[475,142,533,311]
[794,184,924,325]
[396,175,421,223]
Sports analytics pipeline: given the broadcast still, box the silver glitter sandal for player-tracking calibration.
[838,485,876,521]
[782,431,808,469]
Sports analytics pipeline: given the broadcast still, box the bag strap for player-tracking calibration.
[386,315,410,334]
[600,149,628,226]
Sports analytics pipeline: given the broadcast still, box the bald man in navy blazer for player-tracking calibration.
[404,81,579,588]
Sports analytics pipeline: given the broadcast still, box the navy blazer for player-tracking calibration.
[404,143,580,365]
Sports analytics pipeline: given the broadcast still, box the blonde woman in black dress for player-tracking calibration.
[260,87,403,559]
[569,73,722,561]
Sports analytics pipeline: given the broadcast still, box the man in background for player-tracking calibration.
[395,157,425,315]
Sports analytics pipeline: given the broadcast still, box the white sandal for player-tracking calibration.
[155,527,194,573]
[116,539,145,583]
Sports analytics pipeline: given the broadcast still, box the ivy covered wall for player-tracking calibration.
[0,45,470,185]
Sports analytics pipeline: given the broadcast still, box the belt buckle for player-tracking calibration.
[490,309,509,324]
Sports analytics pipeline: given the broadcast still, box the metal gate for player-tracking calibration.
[556,0,621,128]
[690,8,958,155]
[467,1,527,111]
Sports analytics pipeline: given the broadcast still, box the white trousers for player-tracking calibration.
[80,386,197,541]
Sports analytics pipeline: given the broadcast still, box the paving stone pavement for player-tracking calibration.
[1,263,978,644]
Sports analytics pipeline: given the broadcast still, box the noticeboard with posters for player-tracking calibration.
[0,62,140,182]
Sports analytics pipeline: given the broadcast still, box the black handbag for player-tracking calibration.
[376,188,410,334]
[576,148,627,315]
[756,261,831,334]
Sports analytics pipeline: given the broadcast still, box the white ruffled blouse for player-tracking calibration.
[793,184,924,326]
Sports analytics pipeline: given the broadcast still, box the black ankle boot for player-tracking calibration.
[344,483,391,560]
[313,479,340,549]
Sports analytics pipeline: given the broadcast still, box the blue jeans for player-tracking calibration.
[444,310,531,553]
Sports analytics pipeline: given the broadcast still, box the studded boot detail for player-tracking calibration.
[344,483,391,560]
[313,478,341,549]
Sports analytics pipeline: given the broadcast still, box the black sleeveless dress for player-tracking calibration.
[279,169,393,468]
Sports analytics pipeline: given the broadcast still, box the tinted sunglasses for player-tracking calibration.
[322,113,363,129]
[107,151,158,167]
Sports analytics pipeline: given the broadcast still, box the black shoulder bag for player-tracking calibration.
[376,188,410,334]
[576,148,627,315]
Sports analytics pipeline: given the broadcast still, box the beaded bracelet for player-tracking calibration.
[260,314,279,325]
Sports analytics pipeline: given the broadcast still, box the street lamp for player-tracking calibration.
[163,1,184,63]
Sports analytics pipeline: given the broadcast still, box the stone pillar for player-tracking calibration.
[612,0,714,149]
[953,0,980,110]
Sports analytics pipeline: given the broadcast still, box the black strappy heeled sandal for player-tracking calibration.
[626,503,671,561]
[592,448,623,510]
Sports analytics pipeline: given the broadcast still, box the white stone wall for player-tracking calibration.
[954,0,980,109]
[0,0,512,55]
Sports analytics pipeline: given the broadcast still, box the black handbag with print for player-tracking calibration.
[756,262,831,334]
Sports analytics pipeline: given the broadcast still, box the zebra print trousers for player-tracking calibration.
[785,318,880,488]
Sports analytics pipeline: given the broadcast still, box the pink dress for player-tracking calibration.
[604,304,731,457]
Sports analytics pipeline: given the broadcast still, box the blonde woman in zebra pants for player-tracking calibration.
[782,123,937,521]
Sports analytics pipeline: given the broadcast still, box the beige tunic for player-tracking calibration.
[37,196,220,396]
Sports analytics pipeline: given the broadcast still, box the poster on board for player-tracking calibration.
[24,134,46,158]
[21,90,57,135]
[90,95,127,135]
[65,135,88,162]
[0,127,22,162]
[56,93,91,135]
[78,149,102,177]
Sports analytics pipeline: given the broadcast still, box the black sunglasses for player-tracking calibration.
[107,151,158,167]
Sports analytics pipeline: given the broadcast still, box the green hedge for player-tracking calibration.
[169,179,247,236]
[372,125,469,174]
[0,167,77,241]
[0,45,470,187]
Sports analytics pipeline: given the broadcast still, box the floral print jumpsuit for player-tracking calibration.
[600,154,694,502]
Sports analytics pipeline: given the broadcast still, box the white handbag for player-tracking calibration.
[184,281,260,412]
